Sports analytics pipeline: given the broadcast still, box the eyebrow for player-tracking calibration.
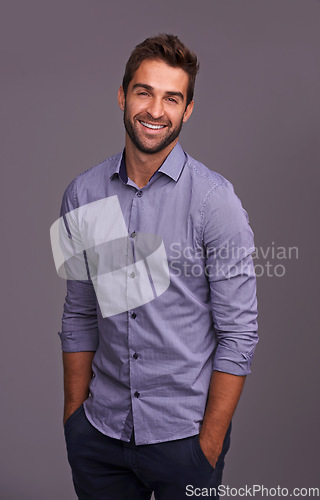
[131,83,184,101]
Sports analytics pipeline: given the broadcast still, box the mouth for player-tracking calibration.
[139,120,167,131]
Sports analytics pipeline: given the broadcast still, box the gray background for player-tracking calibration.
[1,0,319,498]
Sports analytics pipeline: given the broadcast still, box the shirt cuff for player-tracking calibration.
[213,344,257,376]
[58,329,99,352]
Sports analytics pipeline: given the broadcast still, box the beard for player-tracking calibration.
[123,103,184,155]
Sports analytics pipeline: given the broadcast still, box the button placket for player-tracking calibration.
[127,190,142,414]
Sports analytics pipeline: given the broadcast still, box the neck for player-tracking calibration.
[124,136,178,188]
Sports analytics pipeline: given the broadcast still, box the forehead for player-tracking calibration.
[129,59,189,98]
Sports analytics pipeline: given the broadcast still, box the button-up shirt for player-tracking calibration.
[56,142,258,445]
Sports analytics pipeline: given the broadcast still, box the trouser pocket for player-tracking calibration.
[193,434,216,473]
[64,404,84,435]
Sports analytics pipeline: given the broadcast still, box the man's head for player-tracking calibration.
[118,34,199,156]
[122,34,199,108]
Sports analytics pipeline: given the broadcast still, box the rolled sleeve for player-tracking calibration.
[201,180,258,376]
[59,279,99,352]
[57,179,99,353]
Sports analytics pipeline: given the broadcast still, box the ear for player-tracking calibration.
[118,86,125,111]
[182,100,194,123]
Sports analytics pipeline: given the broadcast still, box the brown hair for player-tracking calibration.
[122,34,199,106]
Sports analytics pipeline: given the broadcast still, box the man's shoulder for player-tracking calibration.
[181,150,245,218]
[183,151,230,193]
[71,152,121,187]
[62,152,122,208]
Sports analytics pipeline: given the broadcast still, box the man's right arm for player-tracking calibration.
[56,178,99,425]
[63,351,95,425]
[60,278,99,426]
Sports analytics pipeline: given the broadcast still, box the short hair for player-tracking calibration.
[122,34,199,106]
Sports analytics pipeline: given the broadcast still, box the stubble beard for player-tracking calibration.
[123,103,184,155]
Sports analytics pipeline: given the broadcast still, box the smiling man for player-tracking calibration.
[119,56,194,187]
[56,34,258,499]
[120,58,192,157]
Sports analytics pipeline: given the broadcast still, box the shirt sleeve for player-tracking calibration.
[57,178,99,353]
[201,179,258,376]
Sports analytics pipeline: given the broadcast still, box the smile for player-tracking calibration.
[139,121,166,130]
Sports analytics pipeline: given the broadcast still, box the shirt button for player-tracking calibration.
[137,191,142,197]
[134,391,140,398]
[130,272,135,278]
[130,231,136,238]
[133,353,139,359]
[131,312,137,319]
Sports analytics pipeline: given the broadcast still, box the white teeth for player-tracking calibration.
[140,121,165,130]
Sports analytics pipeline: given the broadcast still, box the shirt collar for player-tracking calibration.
[157,142,186,182]
[110,142,186,184]
[109,154,126,182]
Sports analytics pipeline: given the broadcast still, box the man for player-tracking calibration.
[52,34,258,499]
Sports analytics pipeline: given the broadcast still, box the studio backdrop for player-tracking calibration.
[1,0,319,498]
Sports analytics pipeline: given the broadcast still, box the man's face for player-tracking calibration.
[118,59,194,155]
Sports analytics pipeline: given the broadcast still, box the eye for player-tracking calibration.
[138,92,149,96]
[166,97,178,104]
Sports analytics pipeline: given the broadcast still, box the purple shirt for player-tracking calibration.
[57,142,258,445]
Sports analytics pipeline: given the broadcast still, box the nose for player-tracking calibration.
[147,97,164,120]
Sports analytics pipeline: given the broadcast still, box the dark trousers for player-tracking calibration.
[64,405,231,500]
